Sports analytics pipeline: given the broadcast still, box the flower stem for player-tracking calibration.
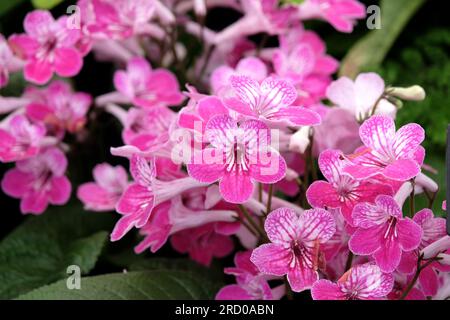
[409,178,416,217]
[284,276,294,300]
[266,184,274,215]
[400,254,439,300]
[238,204,268,242]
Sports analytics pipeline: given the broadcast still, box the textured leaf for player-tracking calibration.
[17,271,220,300]
[340,0,425,78]
[0,205,115,299]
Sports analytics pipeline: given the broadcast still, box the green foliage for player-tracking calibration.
[0,204,115,299]
[31,0,64,9]
[0,0,27,17]
[17,270,221,299]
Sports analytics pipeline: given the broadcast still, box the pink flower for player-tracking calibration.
[222,76,321,127]
[134,193,237,253]
[0,115,46,163]
[0,34,23,88]
[26,81,92,136]
[187,115,286,203]
[171,223,234,266]
[216,251,283,300]
[113,57,184,108]
[326,73,396,121]
[311,263,394,300]
[298,0,366,33]
[307,149,393,224]
[1,147,71,214]
[349,195,422,273]
[111,155,208,241]
[9,10,82,84]
[77,163,128,211]
[251,207,336,292]
[344,115,425,181]
[210,57,268,94]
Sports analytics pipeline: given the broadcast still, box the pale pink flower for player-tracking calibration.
[216,251,284,300]
[187,115,286,204]
[111,156,208,241]
[26,81,92,136]
[326,73,396,121]
[0,115,46,163]
[344,115,425,181]
[298,0,366,33]
[112,57,183,108]
[210,57,268,94]
[349,195,423,273]
[1,147,71,214]
[9,10,82,84]
[307,149,393,224]
[312,263,394,300]
[222,75,321,127]
[77,163,128,211]
[251,207,336,292]
[0,34,23,88]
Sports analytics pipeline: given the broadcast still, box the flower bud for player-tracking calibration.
[389,85,426,101]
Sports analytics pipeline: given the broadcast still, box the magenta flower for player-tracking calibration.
[326,73,396,121]
[1,147,71,214]
[111,155,208,241]
[307,149,393,224]
[0,115,46,163]
[216,251,284,300]
[26,81,92,136]
[0,34,23,88]
[344,115,425,181]
[77,163,128,212]
[222,75,321,127]
[251,207,336,292]
[112,57,184,108]
[187,115,286,203]
[298,0,366,33]
[9,10,82,84]
[349,195,422,273]
[171,223,234,266]
[311,263,394,300]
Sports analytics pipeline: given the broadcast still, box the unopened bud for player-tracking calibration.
[289,126,311,154]
[389,85,426,101]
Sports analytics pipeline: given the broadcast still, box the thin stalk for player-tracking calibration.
[400,255,439,300]
[266,184,274,215]
[409,178,416,217]
[284,276,294,300]
[238,204,268,242]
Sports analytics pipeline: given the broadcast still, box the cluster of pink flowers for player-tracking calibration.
[1,0,450,300]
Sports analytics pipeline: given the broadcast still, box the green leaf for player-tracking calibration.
[339,0,425,78]
[31,0,64,9]
[0,205,115,299]
[0,0,26,17]
[17,270,221,300]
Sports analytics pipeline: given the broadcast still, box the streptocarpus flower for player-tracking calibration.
[9,10,82,84]
[0,34,23,88]
[26,81,92,136]
[344,115,425,181]
[111,155,208,241]
[222,75,321,127]
[77,163,128,211]
[0,115,46,163]
[349,195,422,273]
[326,73,396,121]
[216,250,284,300]
[307,149,393,224]
[297,0,366,33]
[1,147,71,214]
[311,263,394,300]
[187,115,286,204]
[112,57,183,108]
[251,207,336,292]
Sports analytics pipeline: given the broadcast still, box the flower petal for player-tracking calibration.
[359,115,395,154]
[349,226,382,255]
[311,280,345,300]
[53,47,83,77]
[393,123,425,159]
[219,171,253,204]
[250,243,291,276]
[299,208,336,243]
[397,218,422,251]
[382,159,421,181]
[264,207,299,244]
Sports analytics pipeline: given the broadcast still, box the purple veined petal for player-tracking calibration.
[130,155,156,186]
[287,263,318,292]
[216,285,254,300]
[240,118,270,149]
[205,114,238,149]
[397,218,422,251]
[222,96,256,117]
[354,73,385,115]
[235,56,268,82]
[187,149,225,183]
[264,207,299,244]
[311,280,345,300]
[348,226,383,255]
[418,264,439,296]
[392,123,425,159]
[345,263,394,299]
[318,149,348,183]
[413,209,446,248]
[359,115,396,156]
[219,170,254,204]
[250,243,291,276]
[306,181,341,209]
[249,151,286,184]
[375,195,402,219]
[352,202,388,228]
[382,158,421,181]
[373,238,402,273]
[229,75,261,112]
[259,77,297,114]
[299,208,336,243]
[270,106,321,126]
